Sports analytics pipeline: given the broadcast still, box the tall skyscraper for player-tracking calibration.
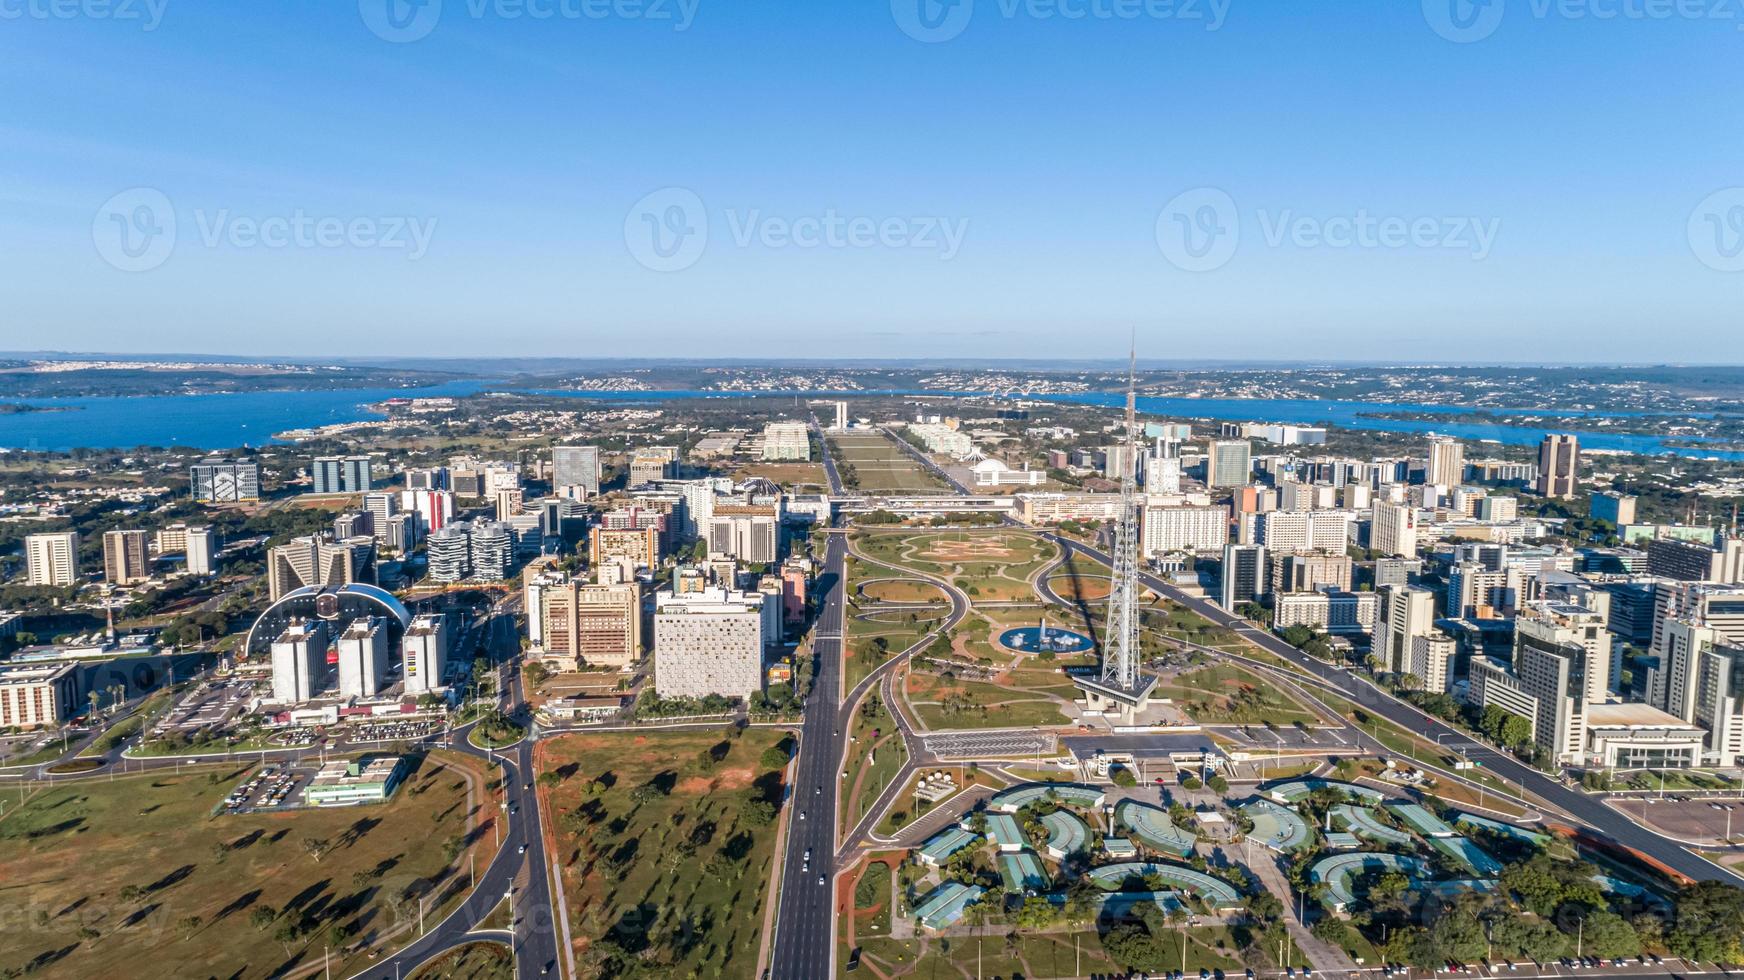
[24,531,80,586]
[1208,440,1253,488]
[270,620,329,704]
[266,534,377,601]
[469,522,515,580]
[312,455,373,494]
[402,615,449,695]
[335,617,389,698]
[183,525,218,575]
[654,588,767,698]
[1537,434,1580,499]
[426,524,472,582]
[1220,544,1268,610]
[1377,584,1437,676]
[1425,435,1465,488]
[102,529,150,585]
[552,445,601,496]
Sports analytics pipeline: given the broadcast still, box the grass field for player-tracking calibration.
[854,528,1058,602]
[1152,664,1321,726]
[906,670,1070,731]
[736,461,829,489]
[849,924,1252,979]
[843,695,908,835]
[0,751,497,980]
[831,432,947,492]
[536,728,786,980]
[860,579,950,604]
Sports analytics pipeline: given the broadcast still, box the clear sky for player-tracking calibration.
[2,0,1740,361]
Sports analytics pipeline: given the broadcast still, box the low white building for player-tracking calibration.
[972,459,1044,487]
[1273,590,1379,636]
[1582,703,1707,769]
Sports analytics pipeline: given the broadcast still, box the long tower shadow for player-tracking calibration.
[1057,547,1103,658]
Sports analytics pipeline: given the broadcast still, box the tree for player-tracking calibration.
[177,915,202,941]
[301,836,332,863]
[1577,909,1640,959]
[1669,881,1744,963]
[250,905,278,930]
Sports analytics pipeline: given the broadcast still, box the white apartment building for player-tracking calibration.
[1376,584,1437,676]
[336,617,389,699]
[1273,590,1378,636]
[0,662,78,728]
[1371,499,1418,558]
[25,531,80,586]
[1409,633,1458,695]
[1258,509,1353,554]
[1141,499,1228,555]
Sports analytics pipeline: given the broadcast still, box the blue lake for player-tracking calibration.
[0,383,1738,460]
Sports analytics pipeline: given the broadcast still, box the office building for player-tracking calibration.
[1592,492,1638,527]
[708,504,780,564]
[907,423,973,456]
[1015,493,1126,525]
[1410,633,1459,694]
[270,620,330,704]
[591,525,660,569]
[402,615,449,695]
[1141,501,1228,555]
[1208,440,1252,488]
[0,662,79,728]
[182,525,217,575]
[1258,509,1353,554]
[1425,436,1465,489]
[1473,602,1610,764]
[552,445,601,497]
[1448,563,1516,618]
[190,457,261,502]
[1272,551,1353,594]
[1536,434,1581,499]
[1371,499,1418,558]
[654,588,767,699]
[761,422,811,461]
[362,491,400,543]
[540,577,643,669]
[312,455,373,495]
[303,756,407,807]
[1648,537,1744,584]
[24,531,80,586]
[495,487,524,521]
[102,529,151,585]
[404,466,449,491]
[1372,558,1420,590]
[333,512,372,541]
[336,617,389,698]
[1273,590,1378,635]
[1377,584,1437,676]
[1220,544,1267,610]
[833,401,849,431]
[401,488,453,534]
[267,534,377,601]
[469,522,515,580]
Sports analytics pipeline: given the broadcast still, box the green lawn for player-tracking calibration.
[843,697,908,835]
[537,728,787,980]
[409,940,512,979]
[911,698,1070,731]
[1153,663,1321,726]
[0,751,496,980]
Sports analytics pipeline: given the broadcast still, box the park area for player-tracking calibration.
[535,728,789,979]
[0,751,497,980]
[830,431,950,492]
[854,528,1059,602]
[1152,663,1324,727]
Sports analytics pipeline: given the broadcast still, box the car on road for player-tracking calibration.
[799,811,806,820]
[817,874,825,885]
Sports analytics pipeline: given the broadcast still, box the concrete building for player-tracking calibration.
[404,466,449,491]
[335,617,389,699]
[708,504,780,564]
[494,487,524,521]
[24,531,79,586]
[1273,589,1378,636]
[312,455,373,495]
[402,615,449,695]
[1259,509,1353,555]
[182,525,218,575]
[1371,499,1418,558]
[303,757,406,807]
[426,524,472,583]
[1377,584,1437,676]
[591,526,660,570]
[190,457,261,502]
[653,588,767,699]
[1473,602,1610,765]
[270,620,330,704]
[1582,703,1706,769]
[1648,536,1744,584]
[1208,440,1252,488]
[101,530,151,585]
[1409,633,1459,694]
[1592,492,1638,527]
[468,522,515,580]
[1425,436,1465,489]
[401,488,454,534]
[1141,500,1228,555]
[267,534,376,601]
[1272,551,1354,594]
[1220,544,1267,610]
[761,422,811,461]
[540,577,643,670]
[552,445,601,497]
[1537,434,1581,499]
[0,662,78,728]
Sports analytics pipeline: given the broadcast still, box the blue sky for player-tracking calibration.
[1,0,1740,361]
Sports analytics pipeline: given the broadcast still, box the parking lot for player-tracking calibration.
[156,679,252,736]
[222,763,312,814]
[347,718,444,744]
[1618,794,1744,844]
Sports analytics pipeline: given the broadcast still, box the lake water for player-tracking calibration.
[2,383,1738,460]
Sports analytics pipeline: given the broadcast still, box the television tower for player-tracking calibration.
[1100,342,1143,693]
